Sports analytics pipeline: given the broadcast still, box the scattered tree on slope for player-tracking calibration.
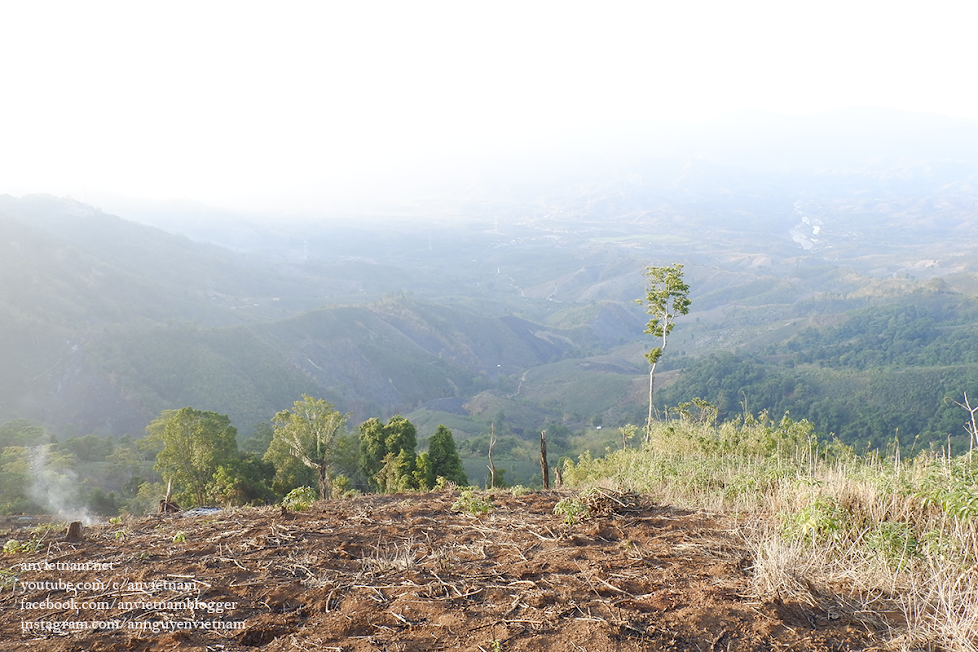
[145,407,238,507]
[359,415,418,493]
[426,424,468,487]
[267,395,348,500]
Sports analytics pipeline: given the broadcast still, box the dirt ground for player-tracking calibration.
[1,490,884,651]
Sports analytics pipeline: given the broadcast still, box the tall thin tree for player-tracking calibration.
[636,263,691,440]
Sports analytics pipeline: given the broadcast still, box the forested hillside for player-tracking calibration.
[659,288,978,452]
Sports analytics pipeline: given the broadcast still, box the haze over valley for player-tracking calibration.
[3,108,978,468]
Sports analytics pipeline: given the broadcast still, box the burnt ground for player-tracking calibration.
[1,490,886,651]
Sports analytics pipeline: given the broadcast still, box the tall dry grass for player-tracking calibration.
[563,413,978,651]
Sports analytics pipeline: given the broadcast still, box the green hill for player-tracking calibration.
[658,290,978,451]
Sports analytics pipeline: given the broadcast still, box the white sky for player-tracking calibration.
[1,0,976,212]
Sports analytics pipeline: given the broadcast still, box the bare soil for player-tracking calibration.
[2,490,883,651]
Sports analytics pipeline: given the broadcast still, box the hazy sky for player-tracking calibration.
[2,0,976,212]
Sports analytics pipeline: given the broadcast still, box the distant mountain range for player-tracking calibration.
[0,194,646,436]
[3,109,978,446]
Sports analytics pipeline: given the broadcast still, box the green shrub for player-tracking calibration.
[779,496,846,544]
[553,496,590,525]
[283,486,318,512]
[3,533,44,555]
[452,489,493,516]
[863,521,918,568]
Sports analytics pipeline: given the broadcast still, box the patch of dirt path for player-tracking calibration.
[1,491,879,651]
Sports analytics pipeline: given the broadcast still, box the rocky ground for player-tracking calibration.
[1,490,884,651]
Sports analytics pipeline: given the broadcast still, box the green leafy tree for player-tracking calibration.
[0,419,56,448]
[212,453,276,506]
[383,416,418,470]
[358,418,387,483]
[358,415,418,493]
[375,450,415,493]
[104,439,148,490]
[264,447,317,497]
[87,487,120,516]
[242,421,274,454]
[145,407,238,507]
[268,395,348,500]
[0,448,32,513]
[427,425,468,486]
[60,434,115,462]
[414,452,435,490]
[636,263,691,437]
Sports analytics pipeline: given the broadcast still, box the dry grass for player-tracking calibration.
[359,537,420,574]
[564,416,978,651]
[900,557,978,652]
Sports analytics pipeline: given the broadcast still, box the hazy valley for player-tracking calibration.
[3,109,978,481]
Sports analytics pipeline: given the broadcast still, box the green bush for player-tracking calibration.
[779,496,846,544]
[863,522,918,568]
[552,496,590,525]
[283,486,318,512]
[452,489,493,516]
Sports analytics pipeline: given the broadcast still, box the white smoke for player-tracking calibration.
[27,445,96,526]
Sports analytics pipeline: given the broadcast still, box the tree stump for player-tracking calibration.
[65,521,83,541]
[158,498,180,514]
[159,478,180,513]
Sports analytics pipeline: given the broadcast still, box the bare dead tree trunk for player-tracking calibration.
[540,430,550,490]
[159,478,180,513]
[487,423,497,489]
[954,392,978,455]
[317,465,330,500]
[647,365,656,442]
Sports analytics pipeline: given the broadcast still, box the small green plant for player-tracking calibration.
[553,496,590,525]
[779,496,845,544]
[489,640,504,652]
[109,517,123,525]
[508,485,531,497]
[452,489,494,516]
[2,535,43,555]
[917,529,956,561]
[863,521,918,569]
[0,567,17,590]
[172,531,187,543]
[914,458,978,521]
[283,486,318,512]
[114,530,128,541]
[4,527,53,555]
